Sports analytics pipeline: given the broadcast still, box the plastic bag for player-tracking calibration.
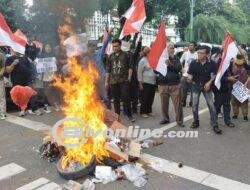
[141,140,154,149]
[61,180,83,190]
[133,177,148,188]
[94,166,117,184]
[10,85,37,110]
[82,179,95,190]
[119,164,146,182]
[150,161,164,173]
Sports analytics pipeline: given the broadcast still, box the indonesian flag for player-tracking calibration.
[119,0,146,39]
[215,32,239,89]
[0,13,26,54]
[102,29,108,44]
[14,29,28,42]
[148,20,168,76]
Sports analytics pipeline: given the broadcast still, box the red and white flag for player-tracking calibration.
[14,29,28,42]
[0,13,26,54]
[119,0,146,39]
[148,20,168,76]
[215,32,239,89]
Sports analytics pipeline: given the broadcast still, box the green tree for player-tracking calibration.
[193,14,228,44]
[0,0,27,31]
[155,0,225,40]
[237,0,250,24]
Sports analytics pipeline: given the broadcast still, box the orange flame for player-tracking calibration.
[54,57,108,168]
[55,15,108,169]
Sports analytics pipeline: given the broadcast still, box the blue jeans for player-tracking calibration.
[192,89,218,127]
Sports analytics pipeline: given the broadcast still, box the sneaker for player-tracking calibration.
[232,115,238,120]
[147,113,155,117]
[226,122,235,128]
[159,119,170,125]
[213,125,222,135]
[44,105,52,114]
[177,123,185,127]
[19,110,26,117]
[29,110,43,116]
[128,116,136,122]
[0,114,6,120]
[243,116,248,122]
[141,114,149,118]
[54,103,61,112]
[218,113,223,118]
[191,123,200,128]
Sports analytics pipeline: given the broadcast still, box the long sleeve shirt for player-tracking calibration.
[137,57,156,85]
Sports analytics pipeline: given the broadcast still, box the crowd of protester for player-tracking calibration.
[0,30,249,135]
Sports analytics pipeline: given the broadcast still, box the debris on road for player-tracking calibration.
[82,179,95,190]
[37,111,168,188]
[178,162,183,168]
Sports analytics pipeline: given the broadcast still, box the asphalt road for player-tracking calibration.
[0,92,249,190]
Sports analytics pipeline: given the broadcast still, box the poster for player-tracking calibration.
[35,57,57,73]
[232,81,250,103]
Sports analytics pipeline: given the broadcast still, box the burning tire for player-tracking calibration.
[57,156,96,180]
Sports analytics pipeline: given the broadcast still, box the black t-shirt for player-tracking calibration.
[6,56,34,86]
[188,59,216,86]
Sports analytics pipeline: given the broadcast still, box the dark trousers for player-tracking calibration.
[44,81,62,106]
[140,83,156,114]
[28,89,49,111]
[214,92,232,124]
[110,82,131,117]
[192,89,218,127]
[181,76,193,104]
[130,82,139,113]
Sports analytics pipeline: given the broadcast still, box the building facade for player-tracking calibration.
[87,10,180,46]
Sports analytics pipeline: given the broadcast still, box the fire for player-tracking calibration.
[53,57,108,169]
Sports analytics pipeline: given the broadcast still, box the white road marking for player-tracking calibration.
[136,108,209,141]
[35,182,60,190]
[202,174,250,190]
[141,153,250,190]
[0,163,26,181]
[161,108,209,131]
[6,109,250,189]
[6,114,50,131]
[16,178,50,190]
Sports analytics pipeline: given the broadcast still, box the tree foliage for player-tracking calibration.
[0,0,27,31]
[193,2,250,45]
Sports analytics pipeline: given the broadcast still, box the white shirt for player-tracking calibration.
[180,51,198,77]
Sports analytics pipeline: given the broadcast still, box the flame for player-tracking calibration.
[54,15,108,169]
[54,57,108,169]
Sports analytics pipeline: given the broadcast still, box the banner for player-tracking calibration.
[232,81,250,103]
[35,57,57,73]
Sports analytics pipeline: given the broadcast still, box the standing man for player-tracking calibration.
[158,43,184,127]
[188,45,222,134]
[0,52,6,119]
[105,39,135,122]
[180,42,198,107]
[213,60,236,128]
